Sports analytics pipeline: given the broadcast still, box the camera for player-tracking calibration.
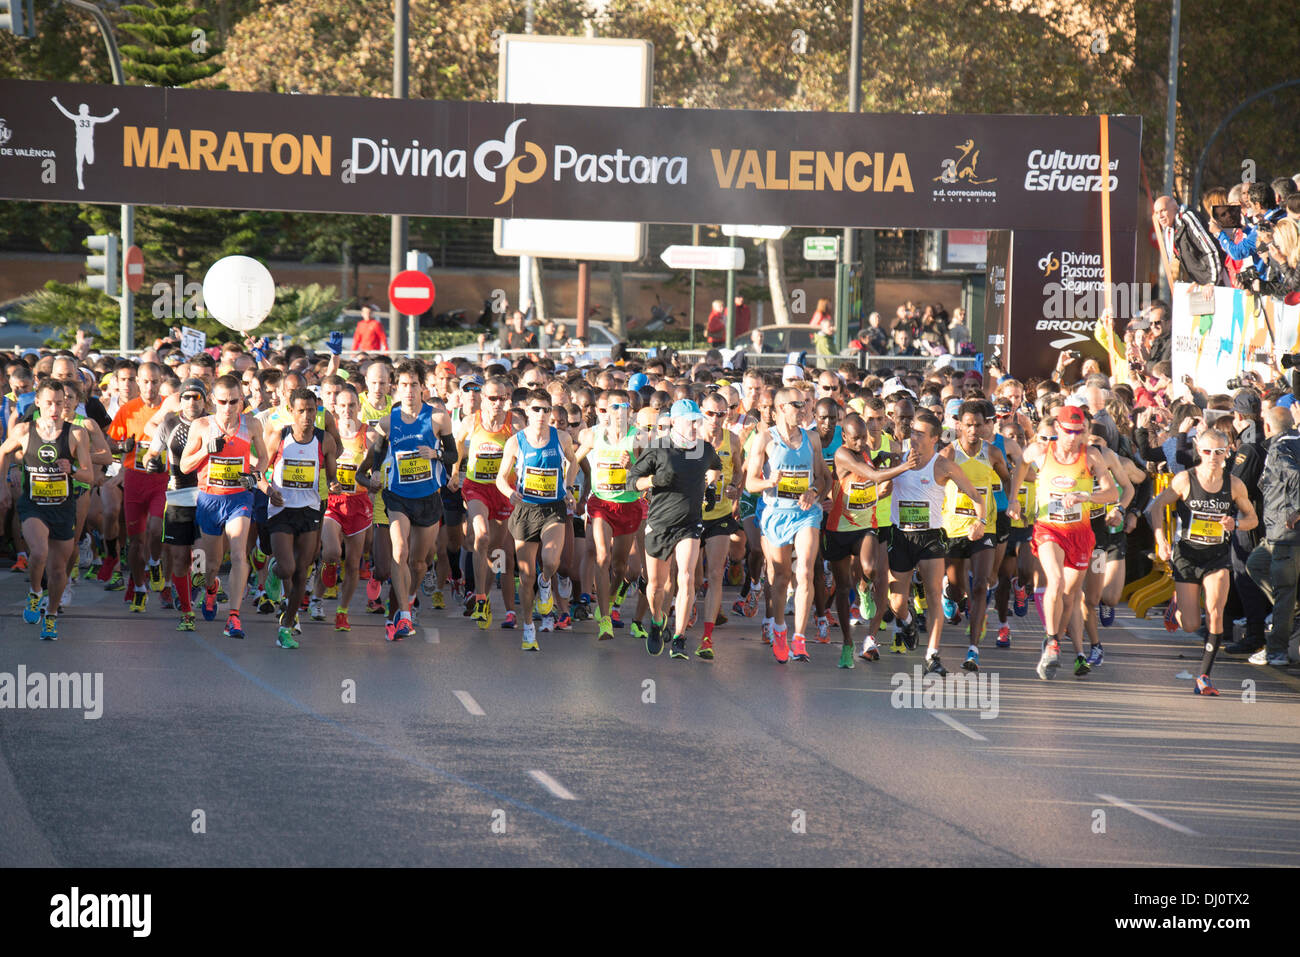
[1226,376,1246,390]
[1281,353,1299,370]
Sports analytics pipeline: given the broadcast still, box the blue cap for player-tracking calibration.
[1278,393,1295,408]
[670,399,703,421]
[628,372,648,392]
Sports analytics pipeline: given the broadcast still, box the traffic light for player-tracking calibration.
[86,234,119,298]
[0,0,35,37]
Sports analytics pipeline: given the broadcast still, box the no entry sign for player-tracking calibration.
[388,270,436,315]
[124,244,144,293]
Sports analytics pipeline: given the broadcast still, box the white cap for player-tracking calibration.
[1065,393,1088,408]
[880,376,917,400]
[781,364,805,383]
[933,354,954,370]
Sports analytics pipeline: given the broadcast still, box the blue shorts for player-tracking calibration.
[252,488,269,527]
[196,491,255,537]
[759,504,823,548]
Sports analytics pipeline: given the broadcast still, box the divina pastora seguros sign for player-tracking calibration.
[0,79,1140,232]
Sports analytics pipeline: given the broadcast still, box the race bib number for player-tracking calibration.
[954,486,987,518]
[208,455,244,488]
[1047,493,1083,525]
[281,458,317,490]
[776,468,810,500]
[522,465,559,499]
[1017,487,1029,512]
[395,450,433,485]
[132,437,160,471]
[28,468,69,504]
[1188,511,1226,544]
[595,460,628,493]
[336,463,358,494]
[471,444,503,482]
[847,480,876,511]
[898,500,930,531]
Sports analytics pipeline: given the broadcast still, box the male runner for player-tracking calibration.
[108,360,167,612]
[695,391,744,658]
[321,385,374,632]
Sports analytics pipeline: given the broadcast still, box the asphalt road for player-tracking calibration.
[2,565,1299,868]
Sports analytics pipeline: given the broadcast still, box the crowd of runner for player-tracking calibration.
[2,333,1298,696]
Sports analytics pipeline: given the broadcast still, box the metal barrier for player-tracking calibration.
[1123,471,1174,619]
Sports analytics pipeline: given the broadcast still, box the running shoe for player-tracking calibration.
[177,613,196,632]
[323,583,339,600]
[521,624,539,652]
[191,569,205,591]
[772,629,790,663]
[942,590,960,625]
[715,609,728,625]
[84,561,101,581]
[696,635,714,660]
[646,620,664,657]
[23,590,41,624]
[292,617,303,636]
[1073,654,1091,677]
[105,569,125,591]
[1087,643,1104,667]
[502,611,517,629]
[732,599,749,618]
[12,554,28,573]
[309,597,325,621]
[838,644,855,669]
[276,626,300,650]
[1194,674,1219,696]
[224,611,245,639]
[334,610,351,632]
[463,593,476,617]
[815,616,829,643]
[859,584,876,623]
[598,615,614,640]
[385,621,397,642]
[761,619,773,645]
[1036,637,1060,680]
[159,585,173,610]
[257,594,277,615]
[555,613,572,632]
[1163,596,1178,632]
[540,614,555,633]
[860,636,881,661]
[915,612,927,633]
[925,653,947,677]
[365,577,381,604]
[610,608,624,628]
[130,590,147,614]
[1012,581,1028,617]
[421,571,436,596]
[669,635,688,660]
[996,624,1011,648]
[217,584,228,603]
[393,616,414,639]
[148,562,164,592]
[963,648,980,672]
[899,619,918,651]
[791,634,810,661]
[39,615,58,641]
[849,602,862,627]
[359,558,371,580]
[1098,602,1115,627]
[571,599,591,621]
[630,620,648,640]
[889,636,906,654]
[744,589,759,618]
[534,575,554,616]
[203,586,218,621]
[430,589,445,610]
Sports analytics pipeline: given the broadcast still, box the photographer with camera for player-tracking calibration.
[1210,182,1287,275]
[1258,220,1300,300]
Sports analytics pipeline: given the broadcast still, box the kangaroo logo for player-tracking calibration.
[1038,252,1060,276]
[473,118,547,206]
[934,139,997,186]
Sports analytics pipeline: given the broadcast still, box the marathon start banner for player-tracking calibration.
[0,79,1140,232]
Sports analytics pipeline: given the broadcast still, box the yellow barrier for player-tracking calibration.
[1126,471,1174,619]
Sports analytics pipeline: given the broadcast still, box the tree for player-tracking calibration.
[120,1,223,87]
[19,279,125,349]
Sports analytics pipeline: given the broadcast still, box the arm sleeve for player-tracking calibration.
[628,448,656,482]
[86,396,112,431]
[439,431,458,469]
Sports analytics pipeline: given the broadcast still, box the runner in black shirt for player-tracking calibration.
[629,399,721,659]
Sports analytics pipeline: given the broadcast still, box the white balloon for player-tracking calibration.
[201,256,275,333]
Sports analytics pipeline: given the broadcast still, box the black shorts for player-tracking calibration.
[874,525,893,548]
[944,530,996,560]
[1006,525,1033,549]
[888,529,944,572]
[572,515,585,539]
[1170,540,1232,583]
[440,486,466,526]
[995,511,1011,545]
[702,514,742,540]
[824,528,867,562]
[644,519,703,562]
[267,505,323,536]
[17,500,76,542]
[1090,514,1127,561]
[382,489,443,529]
[508,500,567,543]
[162,504,199,547]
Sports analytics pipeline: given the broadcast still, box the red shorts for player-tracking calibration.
[586,496,643,538]
[461,478,513,522]
[324,493,374,538]
[1031,522,1095,571]
[123,471,168,535]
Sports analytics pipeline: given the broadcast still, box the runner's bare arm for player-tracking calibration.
[70,426,93,487]
[494,435,520,503]
[86,420,113,467]
[745,430,773,494]
[324,433,340,493]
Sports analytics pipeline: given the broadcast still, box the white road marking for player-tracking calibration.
[1094,793,1200,835]
[452,690,485,716]
[930,711,989,741]
[529,769,577,800]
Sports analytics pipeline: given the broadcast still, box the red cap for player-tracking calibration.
[436,360,457,375]
[1057,405,1086,428]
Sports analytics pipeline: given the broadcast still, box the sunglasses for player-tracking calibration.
[1199,448,1229,457]
[609,403,629,410]
[785,401,806,410]
[528,406,552,414]
[484,394,509,402]
[213,398,239,405]
[1059,426,1085,435]
[703,410,725,418]
[181,393,204,401]
[463,385,481,393]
